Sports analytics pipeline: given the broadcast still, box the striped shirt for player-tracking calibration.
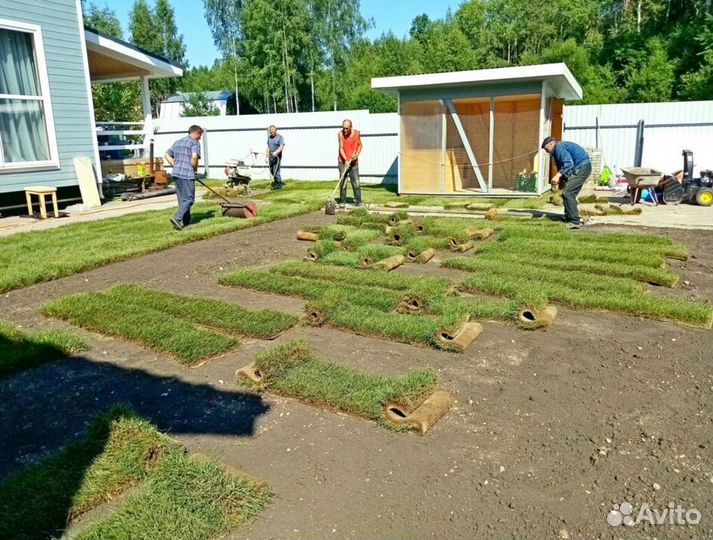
[167,136,201,179]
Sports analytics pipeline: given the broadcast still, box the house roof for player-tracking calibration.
[162,91,234,103]
[84,27,183,82]
[372,63,583,100]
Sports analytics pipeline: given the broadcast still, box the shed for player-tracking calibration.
[371,63,582,195]
[159,91,235,118]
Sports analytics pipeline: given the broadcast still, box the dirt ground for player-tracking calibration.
[1,212,711,540]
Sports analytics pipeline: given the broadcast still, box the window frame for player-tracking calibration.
[0,17,60,172]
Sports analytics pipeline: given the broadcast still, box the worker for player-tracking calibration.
[266,125,285,190]
[541,136,592,229]
[338,119,363,207]
[165,124,203,230]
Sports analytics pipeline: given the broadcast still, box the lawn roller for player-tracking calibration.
[196,178,258,218]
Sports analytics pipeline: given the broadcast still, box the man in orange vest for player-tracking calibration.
[338,119,363,206]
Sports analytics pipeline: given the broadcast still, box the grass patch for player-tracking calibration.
[495,224,687,258]
[308,298,467,350]
[0,321,87,378]
[464,251,679,287]
[0,406,176,540]
[0,200,321,294]
[484,237,669,268]
[219,269,404,311]
[460,271,712,327]
[269,260,453,296]
[43,285,297,364]
[444,256,650,296]
[246,340,437,429]
[0,405,271,540]
[104,284,296,339]
[74,450,270,540]
[319,244,404,267]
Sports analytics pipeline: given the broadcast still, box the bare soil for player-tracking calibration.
[0,213,711,540]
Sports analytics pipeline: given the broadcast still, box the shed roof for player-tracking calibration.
[162,91,234,103]
[372,63,582,101]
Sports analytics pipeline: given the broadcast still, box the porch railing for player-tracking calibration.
[96,121,149,160]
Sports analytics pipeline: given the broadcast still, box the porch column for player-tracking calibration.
[140,75,152,158]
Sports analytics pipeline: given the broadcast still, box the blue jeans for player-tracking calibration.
[173,176,195,225]
[338,162,361,204]
[562,163,592,224]
[269,156,282,184]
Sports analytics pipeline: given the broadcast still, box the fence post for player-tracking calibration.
[634,119,645,167]
[202,128,210,178]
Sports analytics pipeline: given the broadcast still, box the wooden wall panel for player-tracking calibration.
[492,95,540,189]
[400,101,442,193]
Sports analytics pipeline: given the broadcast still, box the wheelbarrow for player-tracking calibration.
[196,178,258,218]
[621,167,663,205]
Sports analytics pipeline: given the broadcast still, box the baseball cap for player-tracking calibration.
[541,136,555,149]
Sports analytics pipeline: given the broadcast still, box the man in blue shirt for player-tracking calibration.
[542,136,592,229]
[266,125,285,190]
[165,125,203,230]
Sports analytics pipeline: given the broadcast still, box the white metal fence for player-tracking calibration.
[153,110,398,183]
[563,101,713,175]
[151,100,712,183]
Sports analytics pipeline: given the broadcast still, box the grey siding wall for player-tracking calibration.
[0,0,96,194]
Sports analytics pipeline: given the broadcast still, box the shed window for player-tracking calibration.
[0,22,57,170]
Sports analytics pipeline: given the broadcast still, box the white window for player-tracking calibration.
[0,18,59,171]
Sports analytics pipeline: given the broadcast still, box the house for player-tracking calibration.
[0,0,182,213]
[159,91,236,118]
[371,63,582,195]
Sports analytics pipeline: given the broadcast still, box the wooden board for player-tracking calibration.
[73,157,102,208]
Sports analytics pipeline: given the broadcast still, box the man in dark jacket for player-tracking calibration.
[542,136,592,229]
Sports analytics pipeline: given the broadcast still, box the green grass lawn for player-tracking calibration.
[0,321,87,378]
[0,406,270,540]
[244,340,437,429]
[42,285,296,365]
[0,199,321,294]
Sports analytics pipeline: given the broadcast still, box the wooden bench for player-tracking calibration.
[25,185,59,219]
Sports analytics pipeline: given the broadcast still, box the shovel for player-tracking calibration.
[325,161,352,215]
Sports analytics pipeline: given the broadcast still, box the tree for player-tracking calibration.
[83,2,143,121]
[203,0,245,113]
[181,92,221,116]
[622,37,676,102]
[129,0,187,115]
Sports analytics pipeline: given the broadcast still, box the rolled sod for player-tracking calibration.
[238,340,441,431]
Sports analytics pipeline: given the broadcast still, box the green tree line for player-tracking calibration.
[84,0,712,120]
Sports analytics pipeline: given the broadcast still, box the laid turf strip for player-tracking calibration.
[444,257,650,295]
[459,272,712,328]
[220,269,404,311]
[107,284,296,339]
[319,244,404,267]
[0,406,271,540]
[0,200,321,294]
[307,299,469,350]
[0,321,87,378]
[245,340,437,429]
[270,260,453,296]
[43,285,296,364]
[451,251,679,287]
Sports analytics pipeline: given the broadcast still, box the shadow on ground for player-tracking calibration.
[0,356,269,539]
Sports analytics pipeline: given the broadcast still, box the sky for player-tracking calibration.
[106,0,462,68]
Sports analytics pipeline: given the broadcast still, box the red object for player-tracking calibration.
[221,201,258,218]
[339,129,361,164]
